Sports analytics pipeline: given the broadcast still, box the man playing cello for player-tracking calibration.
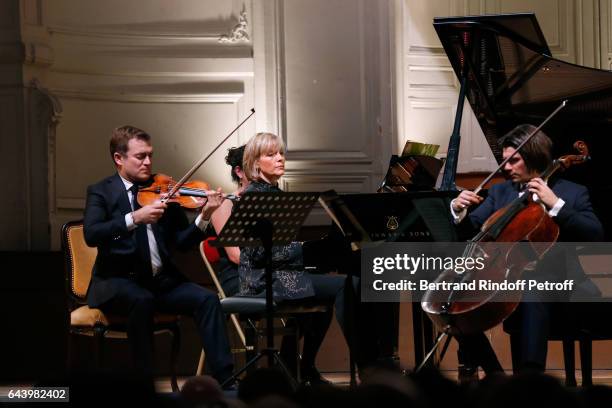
[450,124,603,374]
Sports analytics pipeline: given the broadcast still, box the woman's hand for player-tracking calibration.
[200,188,224,220]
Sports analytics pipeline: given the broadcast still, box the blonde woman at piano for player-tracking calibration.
[237,132,349,385]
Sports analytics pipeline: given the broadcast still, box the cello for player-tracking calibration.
[421,138,590,337]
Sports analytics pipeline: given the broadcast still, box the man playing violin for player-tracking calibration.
[450,124,603,375]
[84,125,234,386]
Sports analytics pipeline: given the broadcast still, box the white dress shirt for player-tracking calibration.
[120,175,209,276]
[450,182,565,224]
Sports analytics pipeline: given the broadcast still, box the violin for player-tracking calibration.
[421,140,590,336]
[136,173,239,209]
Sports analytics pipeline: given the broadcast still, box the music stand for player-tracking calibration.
[214,191,320,386]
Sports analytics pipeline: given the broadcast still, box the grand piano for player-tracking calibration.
[434,13,612,237]
[420,12,612,375]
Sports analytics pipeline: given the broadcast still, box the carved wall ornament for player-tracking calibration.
[218,7,250,43]
[29,79,63,124]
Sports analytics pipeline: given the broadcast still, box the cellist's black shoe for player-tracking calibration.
[458,365,479,384]
[300,367,332,386]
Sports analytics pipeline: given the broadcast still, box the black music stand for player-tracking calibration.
[214,191,320,386]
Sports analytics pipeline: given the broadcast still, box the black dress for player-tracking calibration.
[237,181,315,301]
[235,180,348,378]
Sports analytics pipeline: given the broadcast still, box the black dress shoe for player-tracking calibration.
[300,367,332,386]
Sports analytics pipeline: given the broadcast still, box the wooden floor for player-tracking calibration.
[153,369,612,393]
[3,370,611,401]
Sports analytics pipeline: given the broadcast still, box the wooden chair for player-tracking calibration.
[62,220,181,391]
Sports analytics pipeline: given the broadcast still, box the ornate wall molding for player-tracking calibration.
[20,79,63,249]
[47,25,222,41]
[29,78,62,123]
[280,172,372,193]
[22,0,43,27]
[29,79,62,217]
[219,8,250,43]
[47,88,244,104]
[280,171,373,225]
[23,43,53,66]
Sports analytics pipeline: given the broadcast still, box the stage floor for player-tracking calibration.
[153,369,612,392]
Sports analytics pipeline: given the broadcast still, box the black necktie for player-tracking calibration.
[130,184,152,275]
[130,184,141,210]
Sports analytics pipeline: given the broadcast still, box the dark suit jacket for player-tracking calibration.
[464,177,604,300]
[83,173,205,307]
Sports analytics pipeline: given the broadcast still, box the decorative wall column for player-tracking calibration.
[0,0,27,250]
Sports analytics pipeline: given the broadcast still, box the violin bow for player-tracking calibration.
[161,108,255,203]
[472,100,567,195]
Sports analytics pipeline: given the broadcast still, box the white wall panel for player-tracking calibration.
[397,0,495,175]
[259,0,393,194]
[283,0,366,155]
[45,0,237,32]
[601,0,612,69]
[496,0,573,61]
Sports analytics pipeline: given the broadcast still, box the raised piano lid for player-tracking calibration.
[434,13,612,238]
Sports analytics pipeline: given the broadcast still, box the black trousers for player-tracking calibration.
[279,273,346,375]
[456,332,504,374]
[347,276,398,369]
[506,301,551,372]
[100,275,234,382]
[458,301,551,374]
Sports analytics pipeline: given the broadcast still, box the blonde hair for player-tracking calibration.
[243,132,285,181]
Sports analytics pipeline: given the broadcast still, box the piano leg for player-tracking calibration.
[412,303,425,367]
[412,304,438,368]
[422,313,435,363]
[413,304,447,371]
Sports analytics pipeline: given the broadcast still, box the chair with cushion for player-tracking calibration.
[62,220,181,391]
[197,237,329,382]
